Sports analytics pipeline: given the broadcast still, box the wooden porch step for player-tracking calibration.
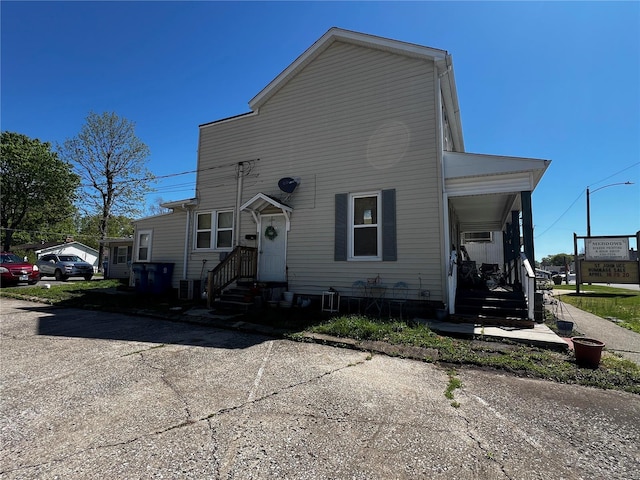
[455,304,528,319]
[449,314,535,329]
[211,285,256,314]
[212,299,254,313]
[455,288,528,320]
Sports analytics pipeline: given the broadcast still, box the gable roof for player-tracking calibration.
[35,241,98,255]
[11,241,61,252]
[250,27,449,110]
[200,28,465,150]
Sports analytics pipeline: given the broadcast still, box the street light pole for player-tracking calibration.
[586,182,633,237]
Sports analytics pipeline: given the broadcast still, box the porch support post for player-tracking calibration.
[511,210,520,255]
[511,210,520,284]
[521,191,534,263]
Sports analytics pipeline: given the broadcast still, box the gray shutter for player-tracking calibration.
[127,246,132,263]
[334,193,348,261]
[382,189,397,261]
[112,247,118,264]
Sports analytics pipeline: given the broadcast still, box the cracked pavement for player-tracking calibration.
[1,298,639,479]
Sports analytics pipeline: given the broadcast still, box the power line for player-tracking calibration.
[535,161,639,239]
[0,226,114,241]
[534,190,584,239]
[588,161,639,189]
[79,159,258,188]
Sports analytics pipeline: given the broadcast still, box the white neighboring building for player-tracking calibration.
[35,241,99,271]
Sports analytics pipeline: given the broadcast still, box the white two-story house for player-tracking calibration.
[132,28,550,319]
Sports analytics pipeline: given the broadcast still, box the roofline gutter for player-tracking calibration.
[437,55,464,152]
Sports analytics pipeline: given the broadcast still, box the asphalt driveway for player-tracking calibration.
[1,298,639,479]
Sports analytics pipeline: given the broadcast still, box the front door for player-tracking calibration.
[258,214,287,282]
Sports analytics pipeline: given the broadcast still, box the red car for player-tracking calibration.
[0,252,40,286]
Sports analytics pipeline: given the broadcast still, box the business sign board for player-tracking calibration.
[580,261,639,284]
[585,237,629,261]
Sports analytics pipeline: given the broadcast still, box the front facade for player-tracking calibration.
[134,28,549,315]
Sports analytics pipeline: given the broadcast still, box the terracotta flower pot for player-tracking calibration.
[572,337,605,368]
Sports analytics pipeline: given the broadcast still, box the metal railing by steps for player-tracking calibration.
[207,246,257,308]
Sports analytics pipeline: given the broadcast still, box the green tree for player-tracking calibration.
[541,253,575,267]
[0,132,80,251]
[76,214,134,250]
[59,112,153,267]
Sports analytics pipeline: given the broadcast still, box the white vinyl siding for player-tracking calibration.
[196,40,443,299]
[105,241,133,280]
[134,211,188,287]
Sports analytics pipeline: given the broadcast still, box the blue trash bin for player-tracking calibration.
[146,263,174,295]
[131,263,149,293]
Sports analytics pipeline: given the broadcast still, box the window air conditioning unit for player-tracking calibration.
[178,279,202,300]
[462,232,493,243]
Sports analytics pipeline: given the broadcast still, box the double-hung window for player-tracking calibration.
[335,189,396,262]
[195,210,234,250]
[115,246,129,264]
[135,230,152,262]
[350,192,381,259]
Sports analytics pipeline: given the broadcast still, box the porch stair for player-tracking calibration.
[211,285,255,314]
[453,289,533,328]
[207,246,257,309]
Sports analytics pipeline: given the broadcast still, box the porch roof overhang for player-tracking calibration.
[241,193,293,229]
[444,152,551,232]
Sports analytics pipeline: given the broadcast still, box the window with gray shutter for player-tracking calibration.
[334,189,396,261]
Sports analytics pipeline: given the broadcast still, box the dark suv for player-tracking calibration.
[36,254,94,281]
[0,252,40,286]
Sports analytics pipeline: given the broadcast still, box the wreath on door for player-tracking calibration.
[264,225,278,240]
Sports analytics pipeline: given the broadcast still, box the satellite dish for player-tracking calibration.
[278,177,300,194]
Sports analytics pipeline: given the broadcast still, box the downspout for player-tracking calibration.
[182,205,191,279]
[437,60,453,313]
[234,162,245,247]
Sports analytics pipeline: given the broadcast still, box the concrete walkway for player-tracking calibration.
[416,318,569,350]
[550,289,640,365]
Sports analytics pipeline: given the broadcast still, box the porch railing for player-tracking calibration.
[207,246,257,307]
[519,253,536,320]
[505,252,535,320]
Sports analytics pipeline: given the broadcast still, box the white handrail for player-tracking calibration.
[520,253,535,320]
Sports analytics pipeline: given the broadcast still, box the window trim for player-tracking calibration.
[135,229,153,262]
[194,209,234,251]
[115,246,128,264]
[348,191,382,261]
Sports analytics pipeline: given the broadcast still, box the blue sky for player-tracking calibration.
[2,1,639,261]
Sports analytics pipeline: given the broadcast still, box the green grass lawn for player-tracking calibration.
[553,284,640,334]
[0,279,202,314]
